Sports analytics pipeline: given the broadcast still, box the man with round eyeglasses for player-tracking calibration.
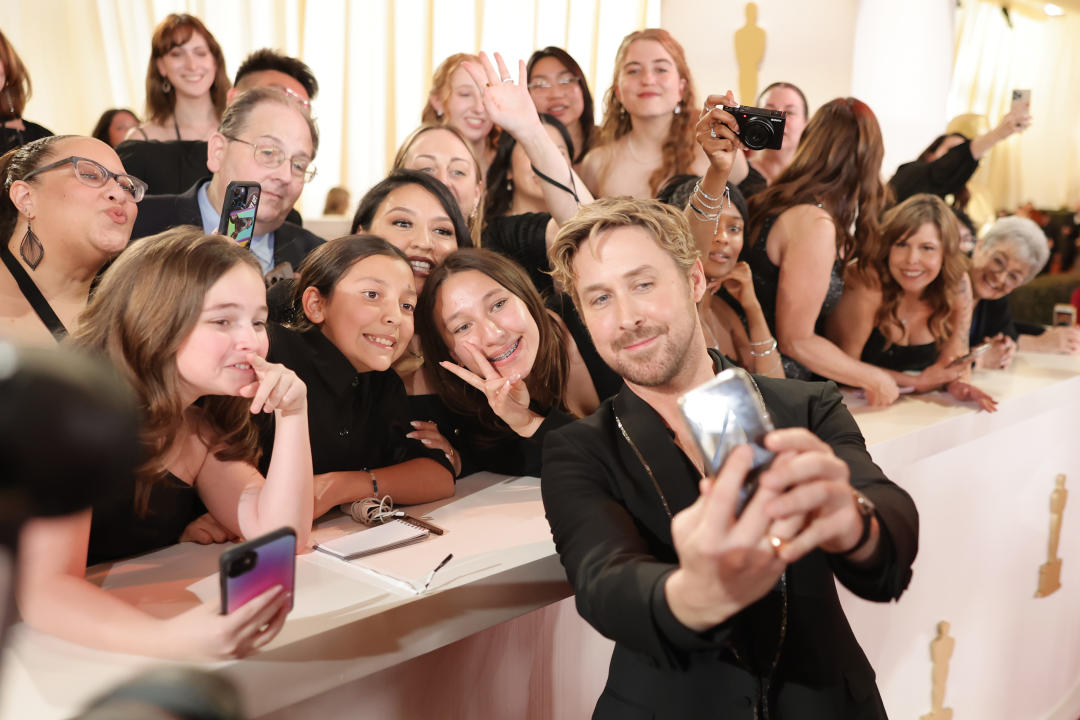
[130,86,324,279]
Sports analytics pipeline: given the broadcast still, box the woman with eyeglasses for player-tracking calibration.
[526,47,598,168]
[0,136,143,346]
[966,215,1059,369]
[127,13,230,143]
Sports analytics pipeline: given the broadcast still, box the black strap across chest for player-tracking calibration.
[0,242,68,340]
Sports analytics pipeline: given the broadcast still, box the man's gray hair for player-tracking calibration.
[978,215,1050,282]
[218,86,319,157]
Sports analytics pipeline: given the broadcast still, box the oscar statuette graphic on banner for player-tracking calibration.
[920,621,954,720]
[1036,474,1067,598]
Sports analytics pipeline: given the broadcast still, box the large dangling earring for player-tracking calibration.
[19,220,44,270]
[673,101,682,116]
[161,77,172,94]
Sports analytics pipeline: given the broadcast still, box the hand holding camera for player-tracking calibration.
[696,92,743,176]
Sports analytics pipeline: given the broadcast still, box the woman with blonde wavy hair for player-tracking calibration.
[423,53,498,174]
[16,227,313,660]
[580,28,743,199]
[828,193,996,411]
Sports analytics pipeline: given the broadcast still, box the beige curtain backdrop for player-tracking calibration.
[2,0,660,217]
[950,0,1080,214]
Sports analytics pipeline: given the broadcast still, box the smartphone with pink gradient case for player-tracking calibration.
[219,527,296,615]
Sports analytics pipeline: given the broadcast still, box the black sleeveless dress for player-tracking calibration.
[87,472,203,566]
[860,327,937,373]
[746,213,844,380]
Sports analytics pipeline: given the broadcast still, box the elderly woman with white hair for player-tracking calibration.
[967,215,1078,368]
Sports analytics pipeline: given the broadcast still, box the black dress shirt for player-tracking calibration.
[257,324,453,477]
[542,350,918,719]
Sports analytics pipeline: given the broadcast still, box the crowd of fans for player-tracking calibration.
[0,11,1075,680]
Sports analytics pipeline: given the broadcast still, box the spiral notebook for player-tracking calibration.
[315,519,430,561]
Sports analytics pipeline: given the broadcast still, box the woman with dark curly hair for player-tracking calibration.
[828,194,996,411]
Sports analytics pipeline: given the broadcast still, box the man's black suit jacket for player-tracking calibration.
[129,179,323,270]
[542,351,918,719]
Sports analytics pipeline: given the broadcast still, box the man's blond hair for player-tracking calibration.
[550,197,700,308]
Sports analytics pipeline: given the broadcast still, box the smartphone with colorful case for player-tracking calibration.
[217,181,261,247]
[219,526,296,615]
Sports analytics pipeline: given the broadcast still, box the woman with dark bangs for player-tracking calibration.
[828,194,996,411]
[745,97,899,404]
[526,46,597,167]
[127,13,230,143]
[416,248,599,475]
[17,227,312,659]
[579,28,746,200]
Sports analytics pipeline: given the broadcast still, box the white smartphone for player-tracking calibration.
[678,368,776,516]
[1011,89,1031,113]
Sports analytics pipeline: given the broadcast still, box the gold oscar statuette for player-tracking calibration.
[1036,474,1067,598]
[920,620,954,720]
[734,2,765,105]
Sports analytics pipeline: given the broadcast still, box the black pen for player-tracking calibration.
[423,553,453,591]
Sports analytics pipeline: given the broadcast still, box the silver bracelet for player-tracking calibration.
[749,337,776,348]
[748,338,778,358]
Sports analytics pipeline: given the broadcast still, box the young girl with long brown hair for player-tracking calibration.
[415,248,599,475]
[17,227,313,659]
[580,29,715,199]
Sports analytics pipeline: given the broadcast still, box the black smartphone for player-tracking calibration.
[678,368,776,516]
[217,181,261,247]
[219,526,296,615]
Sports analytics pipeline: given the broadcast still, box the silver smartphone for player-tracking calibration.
[677,368,776,515]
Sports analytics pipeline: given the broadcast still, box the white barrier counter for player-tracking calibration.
[2,352,1078,719]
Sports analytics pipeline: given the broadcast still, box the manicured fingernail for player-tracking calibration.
[406,432,417,439]
[421,439,432,445]
[410,421,422,428]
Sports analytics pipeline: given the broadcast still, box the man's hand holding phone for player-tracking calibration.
[756,428,878,565]
[665,445,801,632]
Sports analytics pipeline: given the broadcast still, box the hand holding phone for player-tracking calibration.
[946,342,992,369]
[219,527,296,615]
[217,181,262,247]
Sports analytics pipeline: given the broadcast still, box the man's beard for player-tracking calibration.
[606,318,696,388]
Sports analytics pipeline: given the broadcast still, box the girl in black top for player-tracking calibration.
[264,235,456,517]
[19,228,312,659]
[827,194,996,411]
[416,248,599,475]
